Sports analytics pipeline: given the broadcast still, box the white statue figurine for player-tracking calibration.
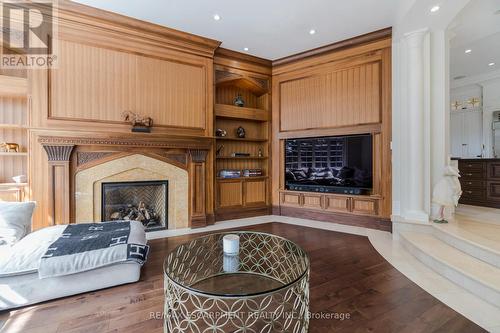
[432,165,462,223]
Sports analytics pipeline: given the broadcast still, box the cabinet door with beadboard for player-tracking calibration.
[278,61,381,132]
[50,39,207,131]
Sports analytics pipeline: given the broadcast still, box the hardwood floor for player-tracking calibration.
[0,223,485,333]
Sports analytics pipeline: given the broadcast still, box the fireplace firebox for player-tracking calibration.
[101,180,168,231]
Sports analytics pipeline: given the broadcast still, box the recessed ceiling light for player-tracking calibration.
[430,5,440,12]
[465,49,472,54]
[309,29,316,35]
[489,62,496,66]
[213,14,221,21]
[243,47,249,51]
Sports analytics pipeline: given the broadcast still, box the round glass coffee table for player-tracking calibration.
[164,231,310,332]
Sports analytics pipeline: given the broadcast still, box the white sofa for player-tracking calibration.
[0,202,144,310]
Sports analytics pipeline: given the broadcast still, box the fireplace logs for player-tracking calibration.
[109,201,160,228]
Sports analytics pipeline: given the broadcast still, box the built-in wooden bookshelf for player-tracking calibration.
[214,49,272,219]
[0,74,29,201]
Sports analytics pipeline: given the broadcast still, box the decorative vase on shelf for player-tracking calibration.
[233,94,245,107]
[236,126,246,138]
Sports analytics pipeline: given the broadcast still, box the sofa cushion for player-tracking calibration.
[0,201,36,245]
[0,225,65,277]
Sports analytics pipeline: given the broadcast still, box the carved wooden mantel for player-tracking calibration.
[39,135,212,228]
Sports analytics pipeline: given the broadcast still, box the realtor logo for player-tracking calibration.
[0,0,58,69]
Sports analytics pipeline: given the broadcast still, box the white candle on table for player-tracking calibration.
[223,234,240,255]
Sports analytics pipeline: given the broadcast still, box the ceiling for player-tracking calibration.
[450,0,500,80]
[72,0,407,60]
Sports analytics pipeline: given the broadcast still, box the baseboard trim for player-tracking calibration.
[279,206,392,232]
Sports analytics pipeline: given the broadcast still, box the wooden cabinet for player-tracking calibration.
[459,159,500,208]
[302,194,323,210]
[217,180,243,208]
[244,179,267,206]
[324,195,350,213]
[281,191,302,207]
[489,162,500,179]
[351,198,378,216]
[486,181,500,203]
[213,49,272,220]
[272,35,392,220]
[217,177,268,209]
[280,191,379,217]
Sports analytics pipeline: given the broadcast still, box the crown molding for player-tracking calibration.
[272,27,392,67]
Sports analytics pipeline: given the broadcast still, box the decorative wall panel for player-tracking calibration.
[279,62,381,131]
[50,40,207,130]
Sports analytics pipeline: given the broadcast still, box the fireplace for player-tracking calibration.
[101,180,168,231]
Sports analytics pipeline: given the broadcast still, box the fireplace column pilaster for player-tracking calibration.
[42,144,75,226]
[188,149,208,228]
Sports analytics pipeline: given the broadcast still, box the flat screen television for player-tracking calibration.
[285,134,372,194]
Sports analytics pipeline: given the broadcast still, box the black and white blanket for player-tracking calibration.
[38,221,149,278]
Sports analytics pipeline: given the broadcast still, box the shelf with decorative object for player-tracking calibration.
[214,49,272,219]
[0,73,29,187]
[215,104,269,122]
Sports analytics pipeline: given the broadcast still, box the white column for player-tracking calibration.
[402,29,429,223]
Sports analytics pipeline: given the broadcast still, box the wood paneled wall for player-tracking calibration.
[272,36,392,218]
[50,40,207,130]
[279,61,381,131]
[27,1,220,229]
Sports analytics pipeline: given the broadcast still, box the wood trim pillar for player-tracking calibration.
[42,144,74,226]
[188,149,208,228]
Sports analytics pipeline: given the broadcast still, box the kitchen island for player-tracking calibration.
[456,158,500,209]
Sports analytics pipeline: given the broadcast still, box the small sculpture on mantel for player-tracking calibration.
[122,111,153,133]
[233,94,245,107]
[0,142,19,153]
[432,165,462,224]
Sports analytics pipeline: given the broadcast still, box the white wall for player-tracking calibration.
[452,74,500,157]
[449,85,482,158]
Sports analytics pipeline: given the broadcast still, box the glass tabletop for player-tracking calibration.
[164,231,309,297]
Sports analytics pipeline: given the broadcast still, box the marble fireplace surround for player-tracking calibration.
[39,135,211,229]
[75,154,188,229]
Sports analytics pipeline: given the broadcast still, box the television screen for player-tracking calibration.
[285,134,373,191]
